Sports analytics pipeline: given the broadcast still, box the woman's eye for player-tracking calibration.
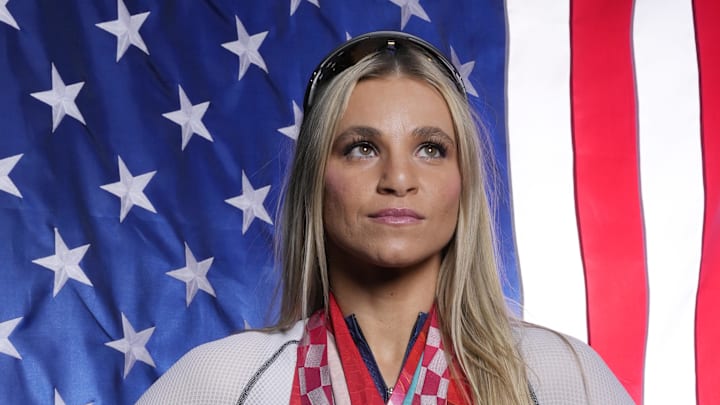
[346,143,376,158]
[417,143,445,158]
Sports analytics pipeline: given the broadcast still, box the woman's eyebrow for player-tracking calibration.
[334,126,381,141]
[412,126,456,145]
[334,125,455,145]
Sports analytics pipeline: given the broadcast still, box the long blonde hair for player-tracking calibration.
[274,45,533,404]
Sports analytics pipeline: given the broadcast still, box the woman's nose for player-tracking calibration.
[376,153,419,196]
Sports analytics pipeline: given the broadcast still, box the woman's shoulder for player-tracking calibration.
[136,321,304,405]
[514,323,636,404]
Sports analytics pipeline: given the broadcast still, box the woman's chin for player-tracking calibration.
[362,251,441,274]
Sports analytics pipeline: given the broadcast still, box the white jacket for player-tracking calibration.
[137,321,634,404]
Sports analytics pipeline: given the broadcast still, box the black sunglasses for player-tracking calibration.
[302,31,467,111]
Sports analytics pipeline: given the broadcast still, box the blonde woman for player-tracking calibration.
[139,31,633,405]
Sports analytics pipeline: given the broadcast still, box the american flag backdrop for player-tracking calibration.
[0,0,717,404]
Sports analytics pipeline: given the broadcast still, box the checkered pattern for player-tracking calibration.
[412,323,450,405]
[297,312,334,405]
[295,300,461,405]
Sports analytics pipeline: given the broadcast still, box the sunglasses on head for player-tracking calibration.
[302,30,467,111]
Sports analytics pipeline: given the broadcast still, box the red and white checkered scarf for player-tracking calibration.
[290,294,468,405]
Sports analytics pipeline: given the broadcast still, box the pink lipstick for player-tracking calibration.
[368,208,424,225]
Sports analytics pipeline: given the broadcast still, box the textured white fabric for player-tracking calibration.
[137,322,303,405]
[137,321,634,404]
[516,325,635,404]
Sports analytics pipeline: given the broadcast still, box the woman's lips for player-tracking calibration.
[368,208,424,224]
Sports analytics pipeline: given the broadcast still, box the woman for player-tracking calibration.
[138,31,634,404]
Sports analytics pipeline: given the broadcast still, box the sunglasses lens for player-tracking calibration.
[303,31,466,111]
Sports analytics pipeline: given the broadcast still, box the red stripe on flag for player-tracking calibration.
[693,1,720,404]
[570,1,647,403]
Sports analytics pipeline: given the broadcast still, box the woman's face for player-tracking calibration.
[323,75,461,272]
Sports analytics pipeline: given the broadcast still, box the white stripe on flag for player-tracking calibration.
[633,0,704,403]
[505,0,588,342]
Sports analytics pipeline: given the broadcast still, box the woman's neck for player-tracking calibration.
[328,256,440,389]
